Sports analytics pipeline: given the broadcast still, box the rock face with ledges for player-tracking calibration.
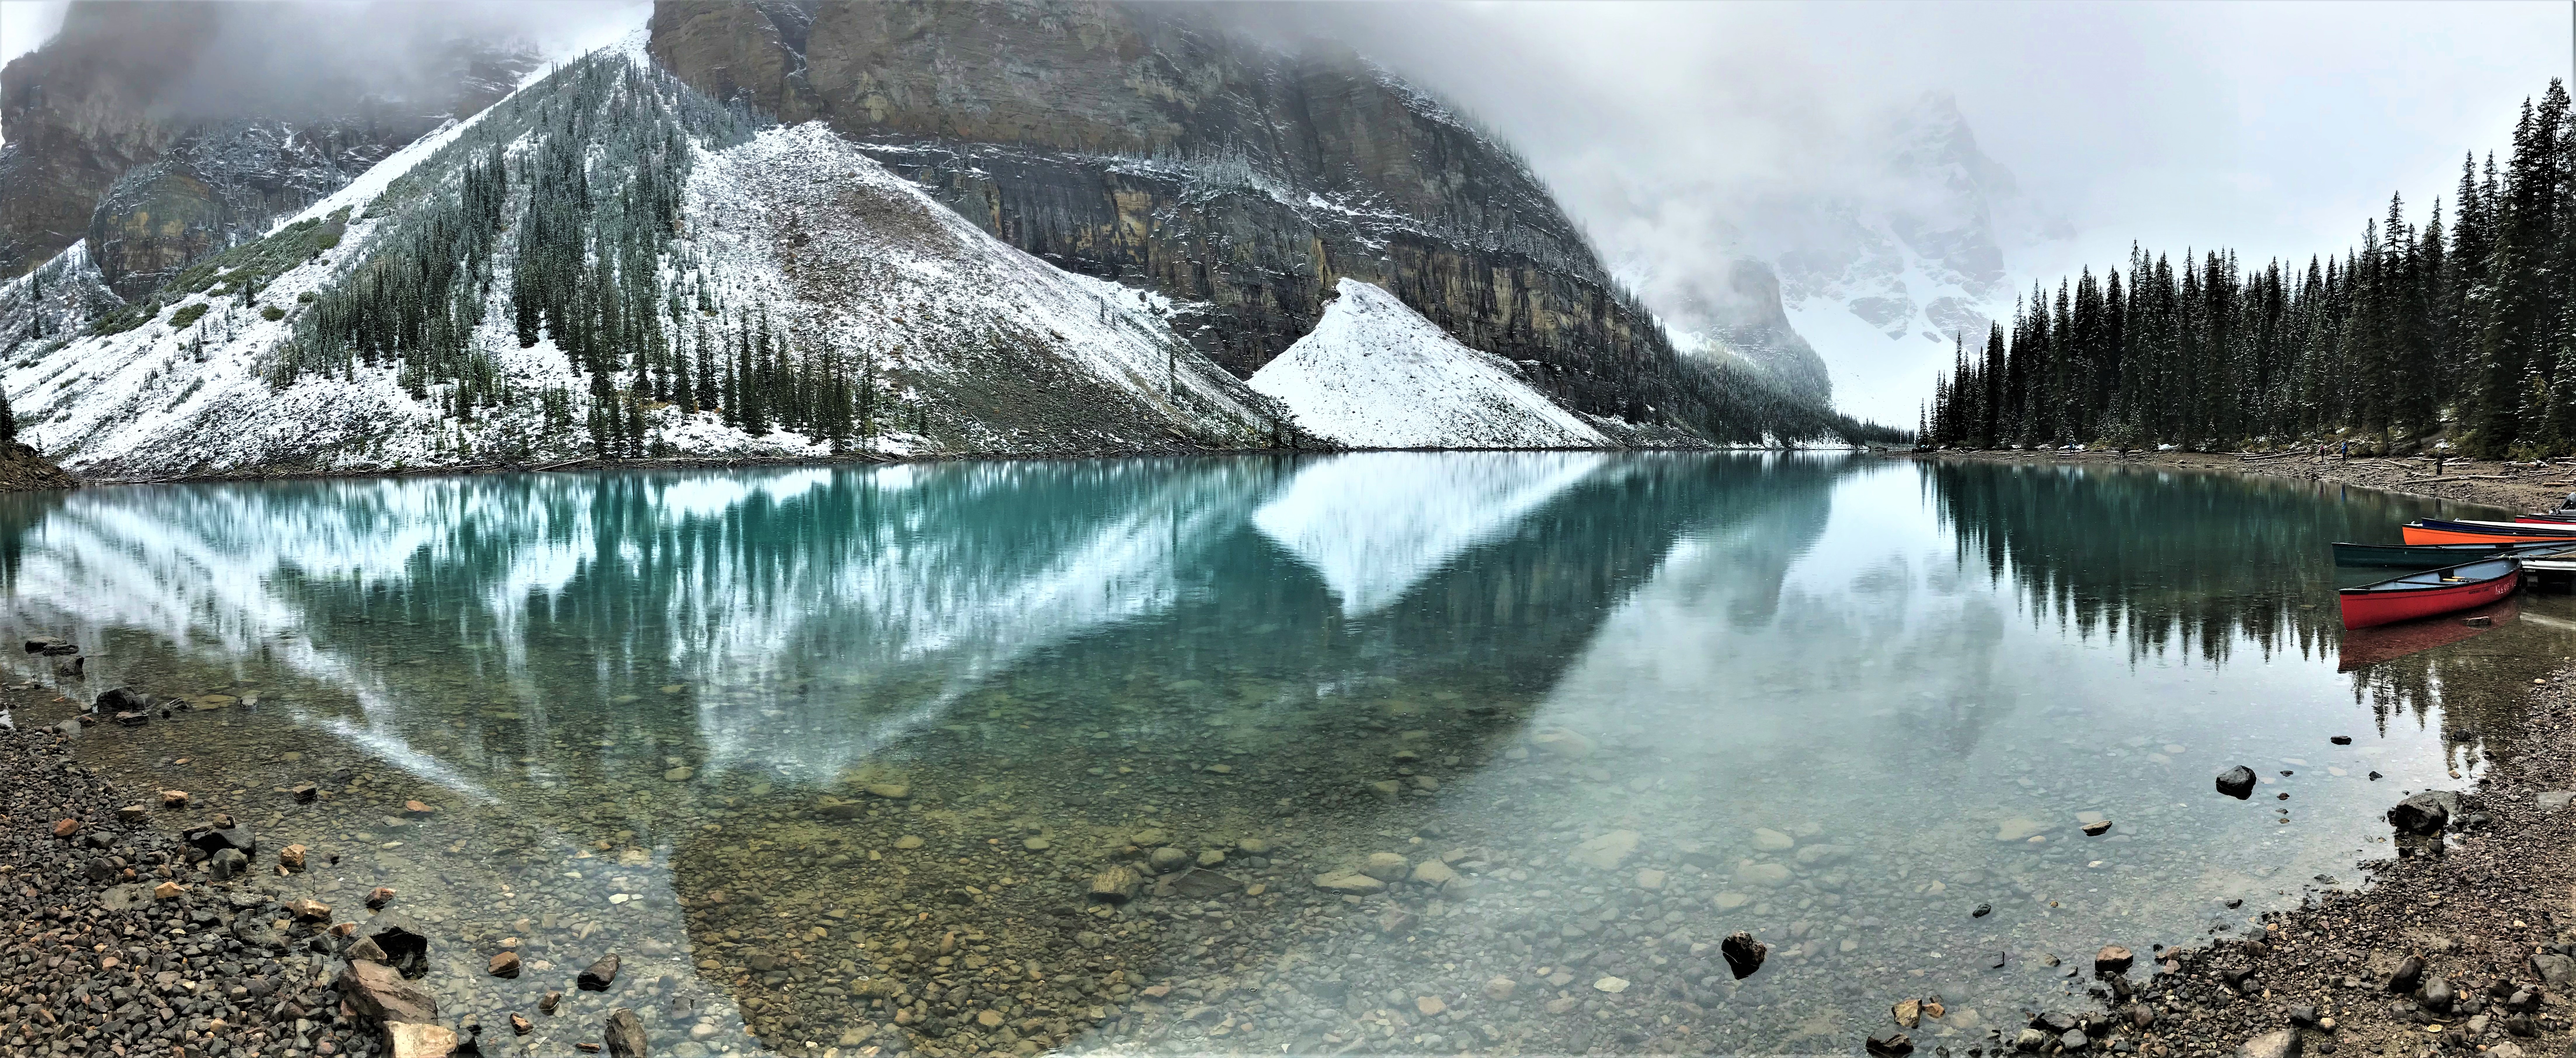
[0,2,538,286]
[649,0,1849,442]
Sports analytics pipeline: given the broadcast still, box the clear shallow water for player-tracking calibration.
[3,453,2568,1057]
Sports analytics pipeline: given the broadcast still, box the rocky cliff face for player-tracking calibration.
[0,2,537,293]
[649,0,1862,441]
[1661,259,1834,408]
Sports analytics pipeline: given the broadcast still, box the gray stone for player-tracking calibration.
[2537,791,2576,810]
[1314,870,1385,893]
[185,816,256,857]
[1164,868,1243,899]
[337,959,440,1026]
[2530,952,2575,987]
[1736,862,1792,887]
[1569,830,1641,869]
[578,952,620,991]
[1360,852,1410,882]
[2235,1028,2300,1058]
[2215,766,2257,799]
[1792,843,1848,866]
[605,1007,647,1058]
[1148,846,1192,873]
[1089,866,1140,904]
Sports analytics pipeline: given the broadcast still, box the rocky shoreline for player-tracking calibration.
[2010,668,2576,1058]
[1910,448,2568,515]
[0,708,389,1058]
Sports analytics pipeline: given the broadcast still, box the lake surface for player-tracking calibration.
[5,453,2568,1057]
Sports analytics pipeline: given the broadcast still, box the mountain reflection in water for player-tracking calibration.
[1,453,2566,1056]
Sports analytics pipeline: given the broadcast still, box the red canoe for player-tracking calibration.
[2338,556,2524,629]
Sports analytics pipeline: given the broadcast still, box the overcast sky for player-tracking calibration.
[1286,1,2576,423]
[6,0,2570,423]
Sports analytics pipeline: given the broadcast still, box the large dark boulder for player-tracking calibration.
[2388,792,2458,835]
[365,913,431,978]
[2215,766,2256,799]
[185,814,255,857]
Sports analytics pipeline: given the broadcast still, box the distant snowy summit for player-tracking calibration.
[1250,280,1610,450]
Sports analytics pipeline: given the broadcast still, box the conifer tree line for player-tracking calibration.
[1924,79,2576,457]
[269,55,888,458]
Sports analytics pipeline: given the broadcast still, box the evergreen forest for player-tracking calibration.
[1922,80,2576,458]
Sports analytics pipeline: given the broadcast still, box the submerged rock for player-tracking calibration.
[1163,868,1243,899]
[604,1008,646,1058]
[1721,931,1768,979]
[578,953,620,991]
[366,913,430,978]
[1569,829,1641,869]
[1089,866,1140,904]
[185,814,255,857]
[1359,852,1410,881]
[1313,869,1385,893]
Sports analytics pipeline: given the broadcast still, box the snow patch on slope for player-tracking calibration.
[1250,279,1606,450]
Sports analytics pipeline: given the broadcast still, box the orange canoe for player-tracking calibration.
[2401,519,2576,545]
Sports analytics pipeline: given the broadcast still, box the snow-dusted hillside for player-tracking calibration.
[0,51,1285,478]
[1249,279,1608,450]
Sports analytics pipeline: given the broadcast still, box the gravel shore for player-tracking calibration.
[2040,668,2576,1058]
[0,713,379,1058]
[1911,449,2572,515]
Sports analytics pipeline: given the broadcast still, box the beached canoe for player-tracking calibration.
[2338,556,2523,629]
[2333,540,2576,567]
[2400,519,2576,545]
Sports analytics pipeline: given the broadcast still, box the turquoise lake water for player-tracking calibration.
[3,453,2561,1056]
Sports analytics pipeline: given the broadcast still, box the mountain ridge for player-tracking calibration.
[648,0,1887,445]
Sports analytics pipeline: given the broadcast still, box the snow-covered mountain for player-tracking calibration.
[1250,279,1609,450]
[0,48,1292,477]
[1753,93,2073,420]
[1620,91,2071,425]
